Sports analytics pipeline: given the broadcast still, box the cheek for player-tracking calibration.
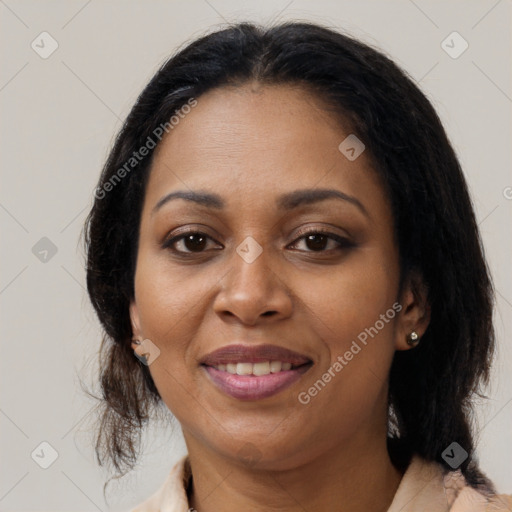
[297,249,399,344]
[133,258,206,416]
[292,267,398,437]
[133,254,203,364]
[292,248,400,416]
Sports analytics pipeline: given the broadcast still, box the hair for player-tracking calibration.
[83,21,496,494]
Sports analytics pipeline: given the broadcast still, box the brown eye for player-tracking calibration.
[304,234,329,251]
[182,234,207,252]
[163,231,221,254]
[289,230,352,253]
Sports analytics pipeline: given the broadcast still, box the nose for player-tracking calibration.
[213,241,293,325]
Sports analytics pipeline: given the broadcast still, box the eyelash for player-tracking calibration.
[162,228,353,256]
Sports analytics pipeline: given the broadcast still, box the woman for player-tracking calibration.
[83,22,512,511]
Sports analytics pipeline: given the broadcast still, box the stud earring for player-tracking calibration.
[407,331,420,347]
[131,339,149,364]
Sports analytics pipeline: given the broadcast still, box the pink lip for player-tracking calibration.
[200,344,313,400]
[203,364,312,400]
[200,343,311,366]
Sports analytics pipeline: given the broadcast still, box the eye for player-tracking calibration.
[162,230,222,254]
[162,228,353,256]
[288,230,353,253]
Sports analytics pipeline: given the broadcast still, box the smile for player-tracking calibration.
[200,343,314,400]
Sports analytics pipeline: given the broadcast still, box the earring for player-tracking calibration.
[407,331,420,347]
[132,339,149,365]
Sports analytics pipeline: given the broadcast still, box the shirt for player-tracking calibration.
[129,454,512,511]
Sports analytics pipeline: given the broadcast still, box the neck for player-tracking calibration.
[185,429,404,512]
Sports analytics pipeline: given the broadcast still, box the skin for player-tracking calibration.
[130,83,430,512]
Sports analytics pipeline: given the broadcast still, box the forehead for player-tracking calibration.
[144,83,387,217]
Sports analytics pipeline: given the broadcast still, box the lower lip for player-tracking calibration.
[203,365,311,400]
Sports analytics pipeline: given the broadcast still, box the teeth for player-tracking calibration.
[270,361,282,373]
[236,362,253,375]
[253,361,270,376]
[214,360,296,375]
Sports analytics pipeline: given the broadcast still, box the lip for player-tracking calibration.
[203,365,311,400]
[200,343,312,366]
[200,344,313,400]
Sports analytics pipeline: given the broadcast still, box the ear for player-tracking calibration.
[395,271,431,351]
[129,300,143,351]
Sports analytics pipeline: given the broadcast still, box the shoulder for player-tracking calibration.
[388,454,512,511]
[128,455,191,512]
[444,468,512,511]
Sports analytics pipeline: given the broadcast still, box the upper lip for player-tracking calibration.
[200,344,312,366]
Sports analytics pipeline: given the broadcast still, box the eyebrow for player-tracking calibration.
[152,188,368,217]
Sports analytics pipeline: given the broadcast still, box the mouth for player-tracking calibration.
[200,344,313,400]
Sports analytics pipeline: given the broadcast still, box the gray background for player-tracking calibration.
[1,0,511,510]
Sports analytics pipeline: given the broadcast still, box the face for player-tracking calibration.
[130,83,426,470]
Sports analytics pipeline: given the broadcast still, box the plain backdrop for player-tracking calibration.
[1,1,511,510]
